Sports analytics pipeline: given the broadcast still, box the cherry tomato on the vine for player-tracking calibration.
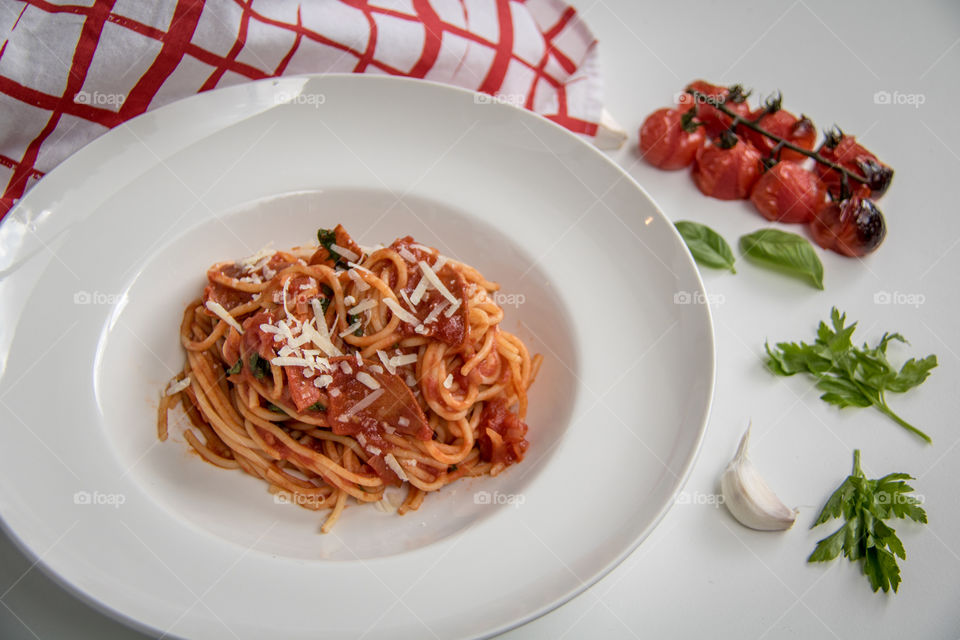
[809,196,887,257]
[815,129,894,199]
[678,80,752,137]
[692,134,763,200]
[742,110,816,162]
[750,162,826,223]
[639,108,707,170]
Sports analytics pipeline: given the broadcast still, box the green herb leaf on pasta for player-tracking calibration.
[249,353,271,380]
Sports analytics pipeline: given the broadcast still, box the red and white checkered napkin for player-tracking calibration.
[0,0,621,219]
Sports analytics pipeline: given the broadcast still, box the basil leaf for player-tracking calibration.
[739,229,824,289]
[347,313,363,336]
[674,221,736,273]
[317,228,345,267]
[307,401,326,412]
[249,353,271,379]
[226,360,242,375]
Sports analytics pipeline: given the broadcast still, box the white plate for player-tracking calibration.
[0,75,714,639]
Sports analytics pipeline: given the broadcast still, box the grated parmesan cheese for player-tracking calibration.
[204,300,244,334]
[271,356,315,368]
[398,247,417,263]
[409,274,430,305]
[444,299,462,318]
[423,300,449,324]
[166,376,191,395]
[377,351,395,375]
[348,299,377,315]
[342,388,384,417]
[356,372,381,390]
[384,298,420,326]
[339,321,362,338]
[237,244,275,268]
[331,243,360,263]
[391,353,418,367]
[384,453,409,482]
[418,261,458,306]
[347,269,369,291]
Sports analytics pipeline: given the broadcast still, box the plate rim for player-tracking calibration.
[0,73,716,640]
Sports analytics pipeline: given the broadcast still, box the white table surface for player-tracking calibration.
[2,1,959,638]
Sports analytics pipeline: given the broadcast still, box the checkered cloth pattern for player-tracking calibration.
[0,0,602,219]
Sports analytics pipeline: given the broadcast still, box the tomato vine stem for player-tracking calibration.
[688,89,868,186]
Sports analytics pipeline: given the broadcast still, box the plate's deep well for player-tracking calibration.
[95,189,580,560]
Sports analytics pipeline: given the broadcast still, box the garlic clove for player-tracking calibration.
[720,424,797,531]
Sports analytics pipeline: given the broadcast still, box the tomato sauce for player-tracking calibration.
[477,398,529,465]
[389,237,469,348]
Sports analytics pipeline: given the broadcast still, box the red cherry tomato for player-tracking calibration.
[692,136,763,200]
[815,130,893,199]
[678,80,752,137]
[750,162,827,223]
[809,196,886,257]
[639,108,707,170]
[742,111,816,162]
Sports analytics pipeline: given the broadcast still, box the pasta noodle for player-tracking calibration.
[159,224,541,532]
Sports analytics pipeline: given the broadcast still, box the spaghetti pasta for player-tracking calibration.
[159,224,541,532]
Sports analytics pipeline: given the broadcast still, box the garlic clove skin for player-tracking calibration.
[721,425,797,531]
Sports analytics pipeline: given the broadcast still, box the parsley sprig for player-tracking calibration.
[808,449,926,593]
[765,308,937,443]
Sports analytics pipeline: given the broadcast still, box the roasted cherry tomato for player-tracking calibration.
[678,80,752,137]
[742,105,816,162]
[815,129,894,199]
[809,196,886,257]
[750,162,826,223]
[692,133,763,200]
[639,108,706,170]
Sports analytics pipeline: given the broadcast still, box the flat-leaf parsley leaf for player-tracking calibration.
[766,308,937,442]
[808,449,926,593]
